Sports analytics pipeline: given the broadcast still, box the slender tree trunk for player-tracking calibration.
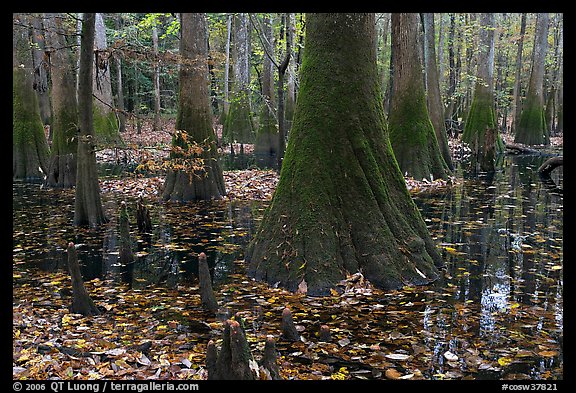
[74,12,108,227]
[511,13,527,135]
[422,13,453,170]
[30,14,51,126]
[222,13,232,122]
[515,13,550,145]
[246,13,443,296]
[389,13,449,180]
[114,14,126,133]
[162,13,226,202]
[255,14,278,168]
[437,13,445,92]
[44,13,79,188]
[152,24,162,131]
[13,14,50,182]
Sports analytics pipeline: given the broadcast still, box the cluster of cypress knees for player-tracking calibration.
[64,199,334,380]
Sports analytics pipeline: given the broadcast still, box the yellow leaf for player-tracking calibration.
[498,356,513,366]
[538,350,558,358]
[510,303,520,309]
[330,288,339,296]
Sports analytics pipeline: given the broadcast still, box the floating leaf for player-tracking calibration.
[498,356,513,366]
[385,353,411,361]
[443,351,458,361]
[385,368,401,379]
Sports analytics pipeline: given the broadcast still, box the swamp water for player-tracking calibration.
[13,153,562,380]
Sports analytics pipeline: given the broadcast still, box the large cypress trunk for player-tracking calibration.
[74,13,108,227]
[246,13,443,297]
[13,14,50,182]
[162,13,225,202]
[388,13,449,181]
[462,13,502,172]
[515,13,550,145]
[44,13,78,188]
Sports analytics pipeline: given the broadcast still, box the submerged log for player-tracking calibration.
[281,307,301,342]
[538,156,563,177]
[67,242,100,316]
[504,142,541,155]
[198,252,218,312]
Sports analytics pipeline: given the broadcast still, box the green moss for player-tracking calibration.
[223,90,254,144]
[93,104,120,146]
[13,68,49,180]
[515,94,548,145]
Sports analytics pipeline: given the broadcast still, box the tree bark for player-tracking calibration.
[389,13,449,180]
[246,13,443,296]
[515,13,550,145]
[511,13,527,135]
[114,14,127,133]
[44,13,78,188]
[74,12,108,227]
[162,13,226,202]
[422,13,453,170]
[13,14,50,182]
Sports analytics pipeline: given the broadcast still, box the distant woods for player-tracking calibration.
[14,12,562,184]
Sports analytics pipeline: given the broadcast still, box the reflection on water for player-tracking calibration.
[12,152,562,379]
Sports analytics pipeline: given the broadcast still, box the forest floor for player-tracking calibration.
[96,118,469,200]
[14,119,563,381]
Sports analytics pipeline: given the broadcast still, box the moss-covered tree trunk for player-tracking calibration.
[30,14,51,126]
[13,14,49,182]
[462,13,502,172]
[44,13,78,188]
[162,13,225,202]
[254,14,278,168]
[515,13,550,145]
[74,13,108,227]
[422,13,453,171]
[245,13,443,297]
[388,13,449,181]
[223,13,254,145]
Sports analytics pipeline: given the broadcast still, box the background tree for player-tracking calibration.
[162,13,226,202]
[514,13,550,145]
[30,14,51,126]
[44,13,79,188]
[462,13,501,172]
[223,13,254,152]
[92,13,120,144]
[74,12,108,227]
[388,13,449,181]
[253,14,278,168]
[510,13,527,135]
[13,14,50,182]
[422,13,453,171]
[246,13,443,296]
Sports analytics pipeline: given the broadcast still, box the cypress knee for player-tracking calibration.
[198,252,218,312]
[260,336,282,380]
[67,242,100,316]
[213,319,256,380]
[281,307,301,342]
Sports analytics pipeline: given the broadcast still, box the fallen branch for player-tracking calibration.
[504,142,541,155]
[538,156,563,177]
